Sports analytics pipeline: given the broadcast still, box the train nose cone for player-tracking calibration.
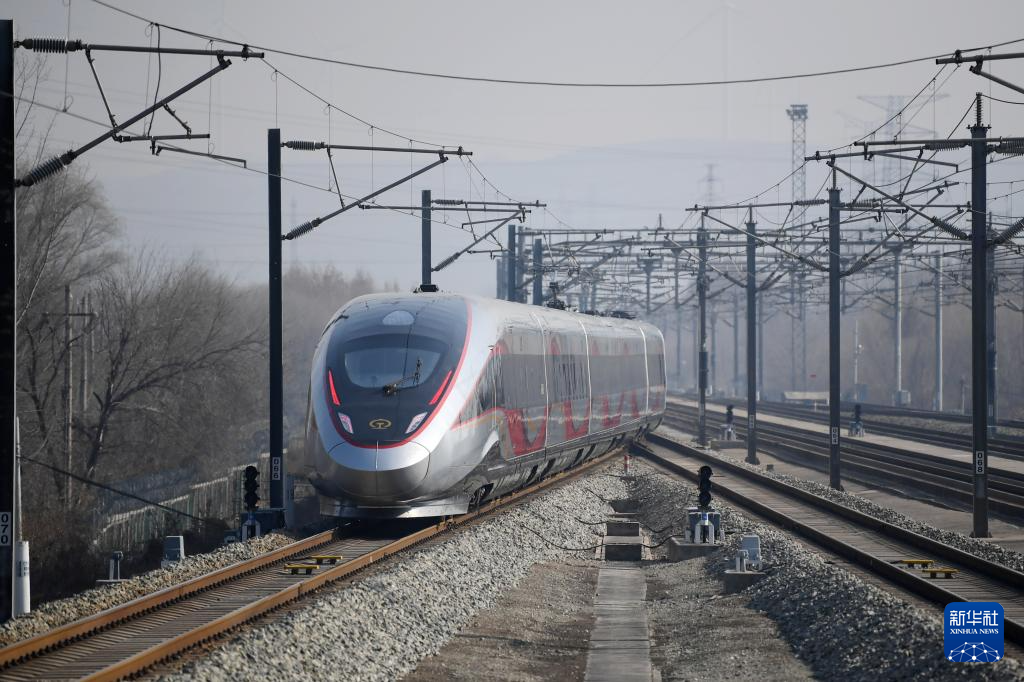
[326,440,430,500]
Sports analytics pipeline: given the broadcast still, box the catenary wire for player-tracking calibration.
[88,1,1024,88]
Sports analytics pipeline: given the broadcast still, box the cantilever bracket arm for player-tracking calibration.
[17,56,232,187]
[522,233,604,289]
[936,49,1024,66]
[970,63,1024,97]
[15,37,262,59]
[284,155,448,240]
[701,211,825,273]
[546,247,625,297]
[657,236,747,289]
[842,193,951,278]
[827,162,968,241]
[432,211,521,272]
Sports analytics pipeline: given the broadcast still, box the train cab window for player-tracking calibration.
[340,334,445,389]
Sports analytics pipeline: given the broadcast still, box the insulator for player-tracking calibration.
[1001,221,1024,242]
[282,140,323,151]
[19,38,83,53]
[995,141,1024,155]
[435,253,459,270]
[284,219,318,240]
[18,155,68,187]
[924,141,963,151]
[432,199,464,205]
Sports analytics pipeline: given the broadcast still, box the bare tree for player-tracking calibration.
[77,256,261,483]
[15,167,119,501]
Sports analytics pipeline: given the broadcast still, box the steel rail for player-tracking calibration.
[669,392,1024,459]
[633,434,1024,645]
[0,530,338,667]
[665,402,1024,485]
[0,449,618,680]
[661,405,1024,518]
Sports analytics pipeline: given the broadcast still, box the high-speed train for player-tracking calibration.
[300,291,666,518]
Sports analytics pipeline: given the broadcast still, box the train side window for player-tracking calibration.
[479,357,498,413]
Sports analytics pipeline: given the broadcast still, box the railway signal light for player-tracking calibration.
[698,465,713,509]
[243,465,260,511]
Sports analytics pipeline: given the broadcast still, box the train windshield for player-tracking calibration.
[322,297,468,444]
[340,335,445,390]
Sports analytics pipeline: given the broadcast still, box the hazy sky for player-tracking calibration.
[5,0,1024,296]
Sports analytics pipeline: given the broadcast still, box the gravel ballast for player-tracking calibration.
[0,533,294,647]
[161,466,627,682]
[630,460,1024,681]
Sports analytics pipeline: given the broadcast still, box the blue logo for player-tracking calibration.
[944,602,1003,662]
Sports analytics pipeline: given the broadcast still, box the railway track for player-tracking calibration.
[664,402,1024,520]
[756,399,1024,460]
[674,392,1024,460]
[0,450,617,681]
[632,432,1024,646]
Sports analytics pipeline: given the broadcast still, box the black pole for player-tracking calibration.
[421,189,431,286]
[698,217,708,446]
[986,214,997,435]
[532,237,543,305]
[0,19,16,623]
[674,261,682,381]
[757,294,764,398]
[506,224,517,302]
[645,268,652,315]
[268,129,284,510]
[970,95,990,538]
[745,215,759,464]
[828,183,842,490]
[516,232,526,302]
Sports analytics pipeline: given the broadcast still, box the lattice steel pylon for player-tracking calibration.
[786,104,809,390]
[786,104,808,204]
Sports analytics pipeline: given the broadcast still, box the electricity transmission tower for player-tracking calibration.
[787,104,809,390]
[787,105,808,205]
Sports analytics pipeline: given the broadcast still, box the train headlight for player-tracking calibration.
[406,411,428,434]
[337,412,353,434]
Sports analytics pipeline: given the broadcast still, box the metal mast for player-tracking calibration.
[787,105,808,208]
[787,105,808,391]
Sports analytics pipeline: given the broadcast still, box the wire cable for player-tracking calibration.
[19,453,209,524]
[88,1,1024,88]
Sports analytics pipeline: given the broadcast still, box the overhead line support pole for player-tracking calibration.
[507,224,517,302]
[421,190,431,286]
[934,253,944,411]
[1,19,14,624]
[828,182,842,490]
[894,247,903,405]
[63,286,72,506]
[516,232,526,303]
[268,128,284,511]
[698,217,708,447]
[986,212,997,436]
[969,95,990,538]
[532,238,543,306]
[745,213,759,465]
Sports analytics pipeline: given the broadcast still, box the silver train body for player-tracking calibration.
[301,292,666,518]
